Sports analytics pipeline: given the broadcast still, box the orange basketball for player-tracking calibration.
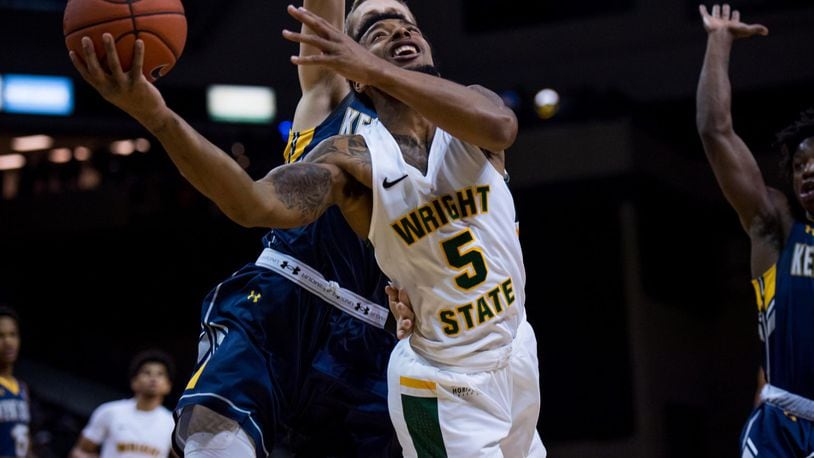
[64,0,187,82]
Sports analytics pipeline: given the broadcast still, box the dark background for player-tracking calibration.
[1,0,813,456]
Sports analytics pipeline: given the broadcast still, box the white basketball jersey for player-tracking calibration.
[363,120,526,370]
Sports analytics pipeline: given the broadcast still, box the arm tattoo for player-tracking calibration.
[269,163,333,221]
[305,135,373,186]
[392,134,429,175]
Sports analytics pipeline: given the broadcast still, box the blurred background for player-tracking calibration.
[1,0,813,456]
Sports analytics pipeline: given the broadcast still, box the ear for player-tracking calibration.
[352,80,368,94]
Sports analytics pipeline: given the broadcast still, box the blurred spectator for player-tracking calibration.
[69,350,175,458]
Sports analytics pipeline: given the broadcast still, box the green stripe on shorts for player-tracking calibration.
[401,394,447,457]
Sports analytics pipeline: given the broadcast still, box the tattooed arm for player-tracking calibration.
[254,134,374,235]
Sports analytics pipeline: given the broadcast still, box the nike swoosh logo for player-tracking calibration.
[383,174,408,189]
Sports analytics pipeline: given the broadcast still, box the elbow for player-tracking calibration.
[696,112,732,139]
[487,112,519,152]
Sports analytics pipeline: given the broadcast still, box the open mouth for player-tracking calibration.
[390,42,419,62]
[800,180,814,200]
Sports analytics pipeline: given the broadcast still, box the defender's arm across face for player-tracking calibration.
[283,5,518,153]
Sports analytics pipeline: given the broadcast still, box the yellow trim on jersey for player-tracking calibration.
[400,376,436,392]
[0,376,20,395]
[185,360,209,391]
[283,128,316,164]
[751,264,777,313]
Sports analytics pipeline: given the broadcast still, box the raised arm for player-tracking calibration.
[696,4,774,232]
[69,34,367,231]
[292,0,351,130]
[283,5,517,152]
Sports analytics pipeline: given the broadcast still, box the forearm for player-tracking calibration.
[138,108,264,227]
[696,31,735,136]
[370,66,517,151]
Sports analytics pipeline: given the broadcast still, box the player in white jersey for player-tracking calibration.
[70,350,175,458]
[282,5,544,456]
[69,1,544,455]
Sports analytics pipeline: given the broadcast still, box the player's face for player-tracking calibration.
[0,317,20,366]
[131,362,171,398]
[356,17,435,73]
[792,137,814,216]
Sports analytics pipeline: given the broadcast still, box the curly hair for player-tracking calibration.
[128,349,175,383]
[776,108,814,183]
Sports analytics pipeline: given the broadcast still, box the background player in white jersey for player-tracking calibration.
[0,306,31,458]
[70,350,175,458]
[696,4,814,456]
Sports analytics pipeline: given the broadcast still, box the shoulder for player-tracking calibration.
[304,134,369,164]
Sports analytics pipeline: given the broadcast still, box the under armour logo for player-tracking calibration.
[354,303,370,315]
[280,261,301,275]
[248,291,262,303]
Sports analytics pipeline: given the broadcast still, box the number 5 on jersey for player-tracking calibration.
[441,229,487,290]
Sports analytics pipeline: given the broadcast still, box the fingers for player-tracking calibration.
[722,3,730,20]
[131,38,145,79]
[286,4,337,39]
[102,33,126,82]
[282,28,336,52]
[290,54,330,66]
[68,50,92,82]
[748,24,769,36]
[698,4,710,18]
[732,10,740,22]
[80,36,106,80]
[711,4,720,18]
[398,287,412,308]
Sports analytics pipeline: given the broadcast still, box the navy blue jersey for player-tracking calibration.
[0,377,29,458]
[752,221,814,400]
[175,93,398,457]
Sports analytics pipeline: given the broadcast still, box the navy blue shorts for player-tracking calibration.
[740,402,814,457]
[174,262,398,457]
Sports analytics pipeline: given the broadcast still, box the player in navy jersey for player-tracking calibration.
[696,4,814,456]
[0,306,30,458]
[69,1,419,456]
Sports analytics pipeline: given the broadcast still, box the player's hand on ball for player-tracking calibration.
[69,33,167,124]
[699,4,768,38]
[386,284,415,340]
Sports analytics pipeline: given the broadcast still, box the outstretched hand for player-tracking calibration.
[68,33,166,124]
[699,4,768,38]
[385,284,415,340]
[282,5,383,86]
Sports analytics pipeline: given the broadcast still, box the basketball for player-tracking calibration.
[63,0,187,82]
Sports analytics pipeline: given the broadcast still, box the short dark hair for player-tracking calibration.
[128,349,175,383]
[776,108,814,183]
[0,305,19,326]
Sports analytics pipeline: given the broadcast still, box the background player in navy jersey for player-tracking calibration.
[67,1,432,457]
[696,4,814,456]
[0,306,31,458]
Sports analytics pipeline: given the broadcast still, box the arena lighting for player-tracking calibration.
[110,140,135,156]
[48,148,72,164]
[73,146,92,161]
[11,134,53,152]
[134,138,151,153]
[207,85,276,124]
[0,154,26,171]
[1,74,73,116]
[534,88,560,120]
